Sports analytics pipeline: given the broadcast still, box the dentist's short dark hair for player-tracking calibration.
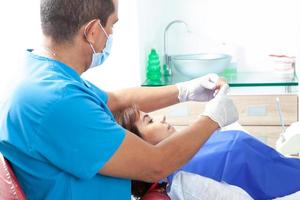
[40,0,115,43]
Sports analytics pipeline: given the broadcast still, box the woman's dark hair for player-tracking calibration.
[114,105,142,138]
[114,105,154,198]
[40,0,115,43]
[114,105,167,198]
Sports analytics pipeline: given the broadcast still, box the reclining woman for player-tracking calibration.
[114,105,300,200]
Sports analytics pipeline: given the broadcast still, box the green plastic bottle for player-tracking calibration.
[146,49,161,83]
[162,64,171,83]
[162,64,171,76]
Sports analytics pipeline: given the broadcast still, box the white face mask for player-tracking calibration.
[85,21,113,68]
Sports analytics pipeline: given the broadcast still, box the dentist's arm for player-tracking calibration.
[108,74,226,113]
[108,85,179,113]
[100,85,238,182]
[100,116,219,182]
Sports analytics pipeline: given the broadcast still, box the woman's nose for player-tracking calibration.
[160,116,166,123]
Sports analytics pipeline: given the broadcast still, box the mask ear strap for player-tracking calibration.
[88,43,96,54]
[98,22,109,39]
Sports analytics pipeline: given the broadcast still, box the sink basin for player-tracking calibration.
[171,53,231,78]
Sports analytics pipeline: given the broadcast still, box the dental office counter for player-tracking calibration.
[142,72,299,148]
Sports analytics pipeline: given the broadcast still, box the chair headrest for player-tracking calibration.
[0,153,27,200]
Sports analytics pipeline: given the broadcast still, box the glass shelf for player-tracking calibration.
[142,71,298,87]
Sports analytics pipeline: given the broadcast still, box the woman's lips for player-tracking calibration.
[168,124,176,131]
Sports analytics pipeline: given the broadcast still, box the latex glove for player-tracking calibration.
[201,84,239,127]
[176,73,220,102]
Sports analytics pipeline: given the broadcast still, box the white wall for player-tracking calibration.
[137,0,300,77]
[0,1,42,103]
[82,0,141,91]
[0,0,141,104]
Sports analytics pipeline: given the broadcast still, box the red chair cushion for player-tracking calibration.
[141,183,171,200]
[0,153,26,200]
[142,190,171,200]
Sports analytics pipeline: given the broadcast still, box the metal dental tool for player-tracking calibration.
[275,97,286,142]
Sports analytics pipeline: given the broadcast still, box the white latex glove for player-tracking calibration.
[176,73,220,102]
[201,84,239,127]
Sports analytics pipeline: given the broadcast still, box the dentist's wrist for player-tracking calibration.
[197,115,220,129]
[176,82,188,102]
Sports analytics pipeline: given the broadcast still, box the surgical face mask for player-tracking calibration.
[86,22,113,68]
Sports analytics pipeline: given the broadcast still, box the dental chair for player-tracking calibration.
[276,122,300,157]
[0,152,27,200]
[142,191,171,200]
[141,183,171,200]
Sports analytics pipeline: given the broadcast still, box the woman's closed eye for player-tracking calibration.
[142,114,154,124]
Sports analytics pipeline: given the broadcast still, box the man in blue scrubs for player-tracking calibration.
[0,0,238,199]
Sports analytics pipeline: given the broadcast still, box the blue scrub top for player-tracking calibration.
[0,50,130,199]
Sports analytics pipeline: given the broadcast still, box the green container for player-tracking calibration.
[146,49,161,83]
[162,64,171,76]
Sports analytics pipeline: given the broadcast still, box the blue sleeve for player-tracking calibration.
[84,80,108,104]
[35,86,125,179]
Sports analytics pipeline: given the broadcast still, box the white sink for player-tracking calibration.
[171,53,231,78]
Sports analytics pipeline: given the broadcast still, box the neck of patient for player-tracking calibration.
[42,36,86,75]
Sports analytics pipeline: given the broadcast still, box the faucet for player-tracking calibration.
[164,20,190,75]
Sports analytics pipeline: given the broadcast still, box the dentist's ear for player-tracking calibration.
[83,19,100,44]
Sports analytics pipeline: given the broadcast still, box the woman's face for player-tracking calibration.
[135,112,176,145]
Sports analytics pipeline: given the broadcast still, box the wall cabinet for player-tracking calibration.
[150,95,298,148]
